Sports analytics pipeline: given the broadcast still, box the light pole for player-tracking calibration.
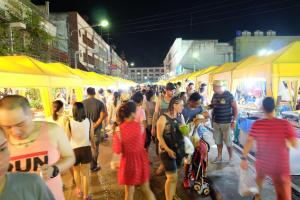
[192,52,199,72]
[70,19,109,70]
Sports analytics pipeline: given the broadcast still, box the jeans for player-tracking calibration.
[90,128,101,170]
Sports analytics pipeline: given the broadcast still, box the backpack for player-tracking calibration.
[162,114,185,160]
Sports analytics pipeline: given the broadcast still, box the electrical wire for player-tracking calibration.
[117,0,293,31]
[117,0,258,27]
[117,3,300,34]
[116,0,233,24]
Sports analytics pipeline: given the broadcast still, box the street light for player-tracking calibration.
[130,62,135,67]
[100,20,109,28]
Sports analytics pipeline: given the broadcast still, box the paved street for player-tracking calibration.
[63,136,212,200]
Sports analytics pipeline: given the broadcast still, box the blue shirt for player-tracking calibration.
[182,105,203,123]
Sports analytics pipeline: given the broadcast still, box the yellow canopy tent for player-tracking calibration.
[0,56,51,117]
[190,66,218,87]
[87,72,116,87]
[0,56,50,87]
[3,56,86,116]
[232,41,300,106]
[169,73,191,83]
[156,79,168,86]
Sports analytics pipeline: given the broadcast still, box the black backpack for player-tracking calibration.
[163,114,185,160]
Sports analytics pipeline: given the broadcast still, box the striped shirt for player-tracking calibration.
[249,118,297,176]
[211,91,234,124]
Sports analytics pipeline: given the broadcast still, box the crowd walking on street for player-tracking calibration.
[0,80,298,200]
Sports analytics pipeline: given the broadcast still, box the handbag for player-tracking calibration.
[110,126,122,170]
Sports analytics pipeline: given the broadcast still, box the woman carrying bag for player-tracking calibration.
[156,96,186,200]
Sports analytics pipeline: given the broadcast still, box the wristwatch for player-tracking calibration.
[51,165,60,178]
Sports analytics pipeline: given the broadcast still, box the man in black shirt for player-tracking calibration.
[82,87,107,171]
[210,80,238,163]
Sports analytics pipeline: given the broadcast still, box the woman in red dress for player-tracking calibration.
[112,101,156,200]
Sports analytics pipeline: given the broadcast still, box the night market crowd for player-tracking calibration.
[0,79,298,200]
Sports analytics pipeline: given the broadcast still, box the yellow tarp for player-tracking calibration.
[3,56,82,87]
[232,41,300,98]
[0,56,50,87]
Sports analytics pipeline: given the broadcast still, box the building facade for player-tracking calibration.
[234,30,300,61]
[0,0,69,63]
[51,12,127,76]
[163,38,233,78]
[129,67,165,83]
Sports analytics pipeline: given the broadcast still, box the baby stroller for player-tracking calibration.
[189,137,210,196]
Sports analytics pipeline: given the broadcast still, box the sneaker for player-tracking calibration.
[212,157,222,164]
[183,177,190,189]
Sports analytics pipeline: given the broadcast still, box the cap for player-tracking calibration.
[212,80,224,87]
[166,82,176,90]
[120,93,130,102]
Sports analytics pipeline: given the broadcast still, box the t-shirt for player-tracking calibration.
[82,97,105,130]
[182,105,203,123]
[0,173,55,200]
[249,118,297,176]
[135,106,146,126]
[211,91,234,124]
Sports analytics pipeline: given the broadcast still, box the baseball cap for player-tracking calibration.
[212,80,224,87]
[166,82,176,90]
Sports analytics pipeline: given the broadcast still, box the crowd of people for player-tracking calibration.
[0,79,298,200]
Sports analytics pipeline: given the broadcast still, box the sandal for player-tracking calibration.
[173,194,181,200]
[76,189,83,198]
[212,157,222,164]
[84,196,92,200]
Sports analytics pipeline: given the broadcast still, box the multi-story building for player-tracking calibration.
[51,12,126,76]
[163,38,233,77]
[234,30,300,61]
[129,67,165,83]
[0,0,69,63]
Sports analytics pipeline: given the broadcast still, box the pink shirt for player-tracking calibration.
[8,122,64,200]
[135,106,146,126]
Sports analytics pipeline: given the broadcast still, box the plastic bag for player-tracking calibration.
[238,168,259,196]
[184,136,194,155]
[110,153,121,170]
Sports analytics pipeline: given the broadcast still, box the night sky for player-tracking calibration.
[33,0,300,67]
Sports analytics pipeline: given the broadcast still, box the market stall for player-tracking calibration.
[231,41,300,175]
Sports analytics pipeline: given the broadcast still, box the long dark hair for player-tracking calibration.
[72,102,86,122]
[117,101,136,124]
[113,92,120,107]
[52,100,64,121]
[167,96,181,114]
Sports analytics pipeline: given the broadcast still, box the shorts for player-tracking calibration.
[213,122,233,146]
[160,151,183,172]
[73,146,92,166]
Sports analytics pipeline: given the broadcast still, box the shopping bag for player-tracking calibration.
[184,136,194,155]
[238,168,259,196]
[110,153,121,170]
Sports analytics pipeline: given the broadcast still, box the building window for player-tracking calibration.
[149,69,153,72]
[155,69,160,72]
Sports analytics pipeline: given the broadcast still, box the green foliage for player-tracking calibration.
[0,6,54,58]
[25,89,43,110]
